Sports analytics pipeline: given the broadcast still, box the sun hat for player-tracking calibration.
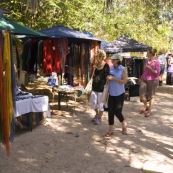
[110,54,123,61]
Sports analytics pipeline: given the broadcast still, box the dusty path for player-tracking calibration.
[0,84,173,173]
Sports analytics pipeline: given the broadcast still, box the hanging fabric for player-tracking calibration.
[9,32,16,143]
[3,30,13,136]
[0,30,14,156]
[60,37,69,74]
[42,38,61,74]
[0,31,8,151]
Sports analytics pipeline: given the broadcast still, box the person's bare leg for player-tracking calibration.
[160,75,163,81]
[140,94,148,110]
[92,109,99,122]
[159,75,163,86]
[105,125,114,136]
[98,111,103,119]
[122,121,127,134]
[95,109,99,115]
[109,125,114,133]
[148,97,155,113]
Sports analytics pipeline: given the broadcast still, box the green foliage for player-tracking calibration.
[0,0,172,50]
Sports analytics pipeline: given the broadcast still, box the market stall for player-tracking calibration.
[15,25,102,112]
[0,10,48,156]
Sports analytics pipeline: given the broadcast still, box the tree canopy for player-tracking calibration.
[1,0,173,51]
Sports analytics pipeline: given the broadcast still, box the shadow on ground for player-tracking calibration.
[0,83,173,173]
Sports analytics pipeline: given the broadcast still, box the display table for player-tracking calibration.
[16,95,50,117]
[51,85,88,113]
[15,95,51,130]
[52,87,76,112]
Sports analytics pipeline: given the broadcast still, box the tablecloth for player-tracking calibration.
[15,95,51,118]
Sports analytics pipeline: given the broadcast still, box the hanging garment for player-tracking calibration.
[9,33,16,143]
[37,40,43,68]
[60,37,69,74]
[27,39,38,74]
[42,38,61,74]
[0,31,8,152]
[52,39,61,73]
[43,39,53,74]
[22,39,30,71]
[2,30,13,156]
[80,43,85,85]
[71,43,76,84]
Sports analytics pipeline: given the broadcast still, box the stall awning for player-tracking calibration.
[0,16,47,36]
[39,25,101,41]
[104,35,151,53]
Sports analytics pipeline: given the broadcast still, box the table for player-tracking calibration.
[51,87,76,112]
[16,95,51,117]
[15,95,51,130]
[51,86,89,113]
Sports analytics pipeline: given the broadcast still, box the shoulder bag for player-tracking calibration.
[84,68,96,94]
[102,80,109,104]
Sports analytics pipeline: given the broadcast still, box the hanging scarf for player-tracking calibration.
[9,32,16,143]
[0,30,10,156]
[3,30,13,143]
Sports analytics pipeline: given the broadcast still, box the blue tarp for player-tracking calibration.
[39,25,101,41]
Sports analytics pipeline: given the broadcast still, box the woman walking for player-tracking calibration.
[105,54,128,136]
[90,49,109,125]
[139,48,160,117]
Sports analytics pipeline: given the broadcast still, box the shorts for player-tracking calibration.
[139,79,158,100]
[89,91,104,111]
[160,64,165,75]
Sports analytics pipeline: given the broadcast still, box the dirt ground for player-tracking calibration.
[0,78,173,173]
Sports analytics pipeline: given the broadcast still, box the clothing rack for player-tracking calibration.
[122,56,146,78]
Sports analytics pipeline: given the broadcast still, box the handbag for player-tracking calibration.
[84,78,93,94]
[84,68,96,94]
[102,80,109,104]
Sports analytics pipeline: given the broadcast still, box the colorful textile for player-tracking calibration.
[3,30,13,133]
[42,38,61,74]
[60,37,69,74]
[9,32,16,142]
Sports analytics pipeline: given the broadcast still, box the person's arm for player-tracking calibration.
[104,64,110,77]
[107,69,127,84]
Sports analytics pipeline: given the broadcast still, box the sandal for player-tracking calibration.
[105,132,113,137]
[145,112,151,117]
[139,107,149,114]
